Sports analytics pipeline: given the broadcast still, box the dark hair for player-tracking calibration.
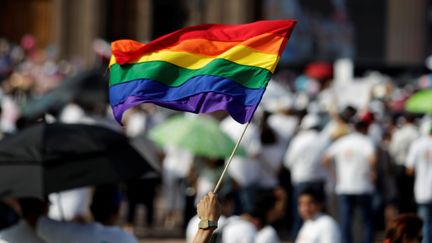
[385,214,423,243]
[339,106,357,123]
[354,120,369,133]
[298,187,325,204]
[404,112,416,124]
[249,190,276,225]
[90,184,122,224]
[260,111,277,145]
[17,197,47,218]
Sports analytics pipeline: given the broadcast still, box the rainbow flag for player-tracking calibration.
[109,20,296,124]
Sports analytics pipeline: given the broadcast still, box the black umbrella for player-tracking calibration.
[21,70,108,119]
[0,123,156,198]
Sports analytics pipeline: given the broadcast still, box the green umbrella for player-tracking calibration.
[406,89,432,113]
[149,115,245,158]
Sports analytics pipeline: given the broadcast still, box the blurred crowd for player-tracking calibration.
[0,36,431,243]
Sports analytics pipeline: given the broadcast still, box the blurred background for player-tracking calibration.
[1,0,431,67]
[1,1,432,243]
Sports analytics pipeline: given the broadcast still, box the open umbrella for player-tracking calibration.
[149,115,244,158]
[21,70,107,119]
[405,89,432,113]
[0,123,156,199]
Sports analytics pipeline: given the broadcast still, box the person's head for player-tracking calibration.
[248,189,277,228]
[90,184,122,225]
[219,191,235,217]
[259,111,277,145]
[404,112,416,124]
[338,106,357,124]
[385,214,423,243]
[354,120,369,134]
[17,197,49,227]
[18,197,49,218]
[298,188,325,220]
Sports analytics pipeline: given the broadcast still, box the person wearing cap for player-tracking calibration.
[322,120,377,243]
[284,114,328,237]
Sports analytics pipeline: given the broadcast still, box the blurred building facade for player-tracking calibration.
[0,0,430,66]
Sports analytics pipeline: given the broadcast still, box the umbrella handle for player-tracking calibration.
[213,122,250,193]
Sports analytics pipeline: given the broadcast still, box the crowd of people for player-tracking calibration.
[0,36,430,243]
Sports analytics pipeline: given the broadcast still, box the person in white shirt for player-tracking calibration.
[295,187,341,243]
[284,114,328,236]
[390,115,420,166]
[221,117,262,213]
[0,198,47,243]
[406,129,432,243]
[37,185,138,243]
[162,145,194,226]
[389,114,419,213]
[222,189,283,243]
[48,187,91,221]
[257,111,289,189]
[322,120,376,243]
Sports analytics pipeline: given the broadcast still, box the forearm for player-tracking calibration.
[192,229,216,243]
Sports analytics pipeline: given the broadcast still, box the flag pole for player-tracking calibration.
[213,122,251,193]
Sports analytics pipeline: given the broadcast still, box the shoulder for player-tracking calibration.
[223,217,256,235]
[411,137,429,149]
[101,226,138,243]
[0,222,19,239]
[316,214,339,231]
[256,225,278,242]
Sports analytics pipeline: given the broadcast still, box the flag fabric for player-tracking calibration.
[109,20,296,124]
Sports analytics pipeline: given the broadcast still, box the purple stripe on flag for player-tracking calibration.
[112,92,258,124]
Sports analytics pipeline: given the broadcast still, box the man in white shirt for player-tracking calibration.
[323,120,376,243]
[0,198,47,243]
[221,117,262,213]
[284,114,327,236]
[222,189,281,243]
[37,185,138,243]
[296,187,341,243]
[389,114,419,213]
[406,129,432,243]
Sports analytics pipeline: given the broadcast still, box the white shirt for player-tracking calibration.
[36,217,138,243]
[326,132,375,194]
[186,215,227,243]
[296,214,341,243]
[163,145,194,178]
[406,136,432,203]
[0,220,46,243]
[48,187,91,221]
[256,225,279,243]
[257,139,287,188]
[222,216,278,243]
[222,216,256,243]
[284,130,328,183]
[389,123,419,165]
[267,113,298,143]
[221,118,262,187]
[221,118,262,156]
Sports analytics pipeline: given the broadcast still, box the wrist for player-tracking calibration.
[199,219,218,230]
[193,228,215,243]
